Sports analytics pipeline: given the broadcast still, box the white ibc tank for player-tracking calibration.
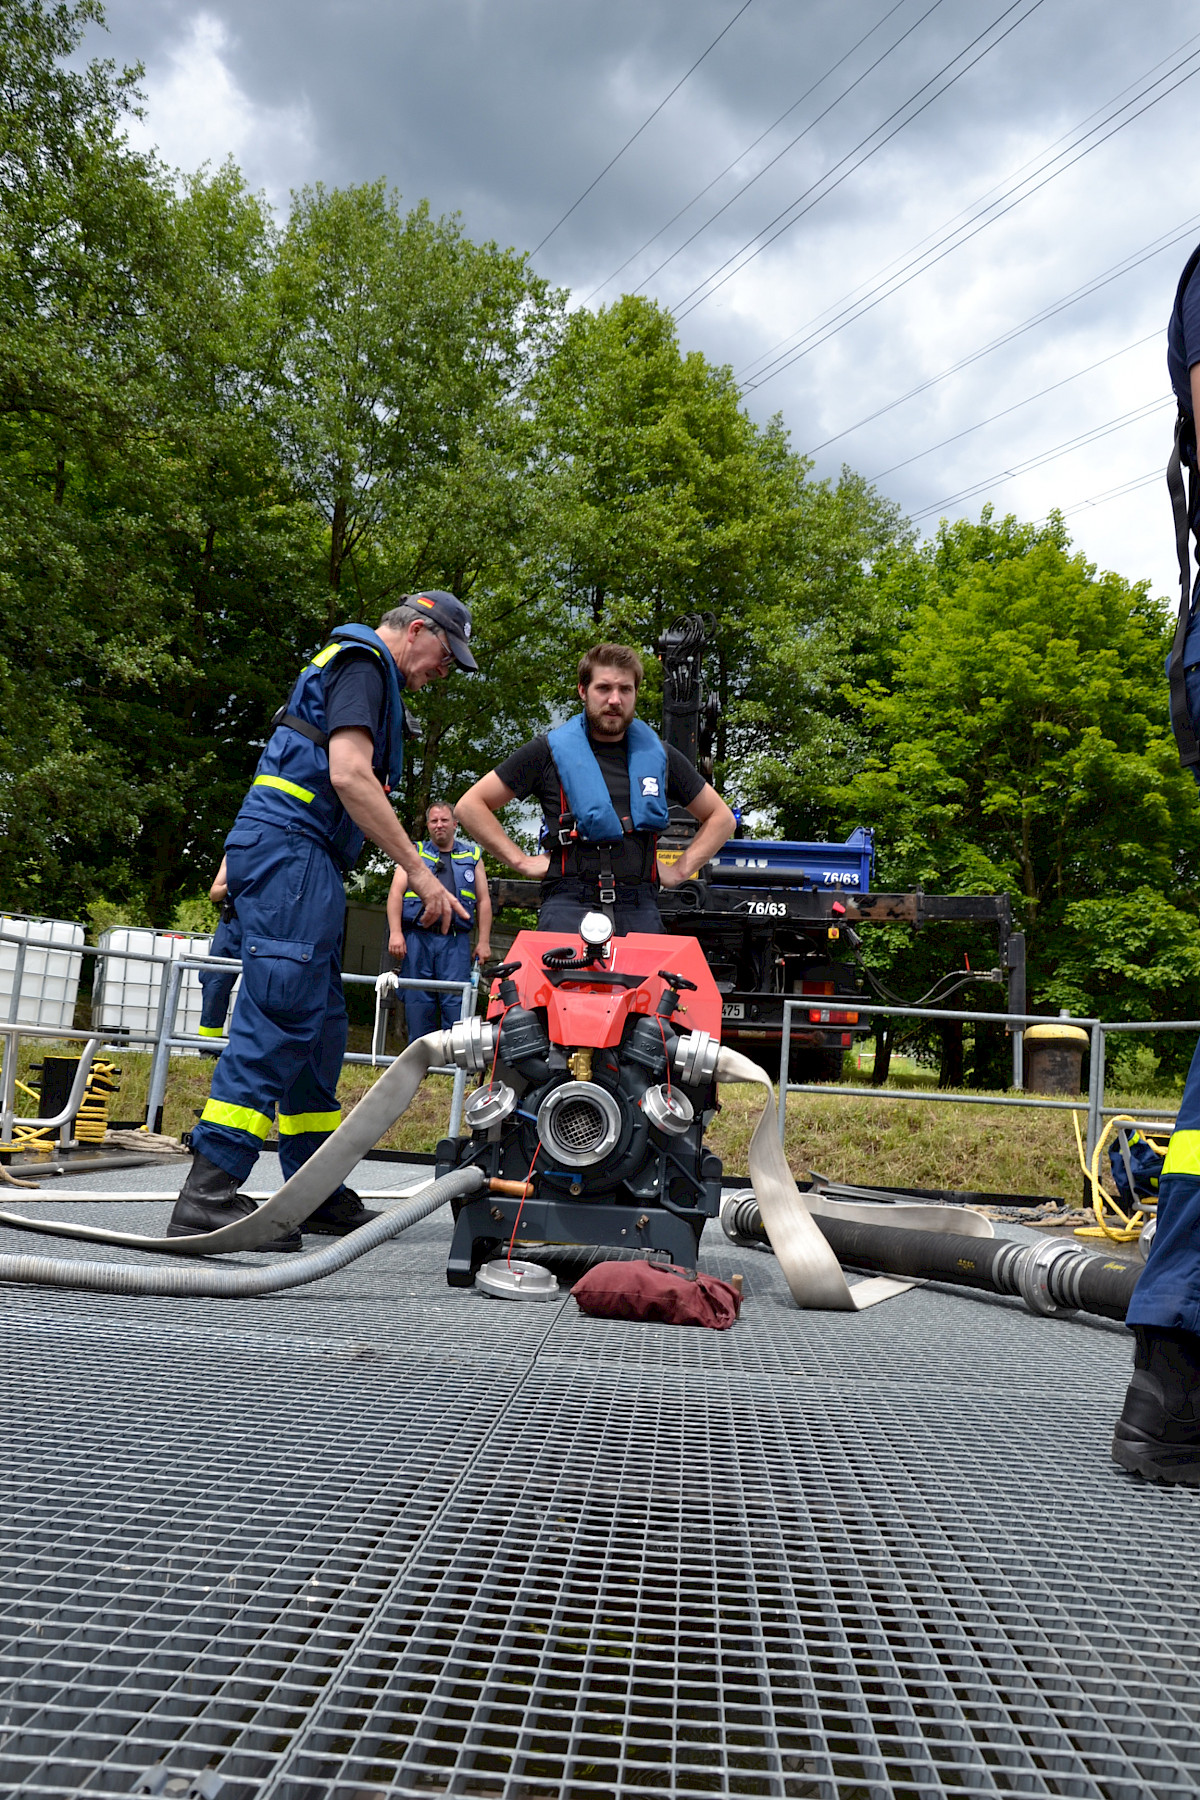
[0,914,85,1030]
[93,929,229,1052]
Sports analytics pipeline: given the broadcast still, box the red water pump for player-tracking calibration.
[435,917,725,1285]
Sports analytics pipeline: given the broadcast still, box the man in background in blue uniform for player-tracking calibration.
[197,857,239,1052]
[386,801,492,1041]
[168,592,476,1251]
[1112,248,1200,1483]
[456,642,733,936]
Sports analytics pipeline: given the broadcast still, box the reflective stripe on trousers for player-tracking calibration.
[190,826,348,1187]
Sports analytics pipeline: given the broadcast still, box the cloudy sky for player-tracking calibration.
[87,0,1200,605]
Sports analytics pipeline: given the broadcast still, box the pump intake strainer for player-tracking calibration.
[536,1081,622,1167]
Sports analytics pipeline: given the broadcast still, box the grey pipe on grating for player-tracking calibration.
[0,1168,485,1298]
[721,1192,1140,1321]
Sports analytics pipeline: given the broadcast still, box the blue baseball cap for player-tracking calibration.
[407,590,478,672]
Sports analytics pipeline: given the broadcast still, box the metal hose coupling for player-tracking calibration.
[440,1016,498,1072]
[672,1029,720,1087]
[721,1191,765,1244]
[990,1238,1092,1318]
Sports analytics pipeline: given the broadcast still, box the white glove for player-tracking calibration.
[375,970,400,997]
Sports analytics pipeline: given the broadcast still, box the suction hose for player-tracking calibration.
[713,1044,993,1312]
[720,1192,1140,1323]
[0,1030,456,1256]
[0,1168,486,1298]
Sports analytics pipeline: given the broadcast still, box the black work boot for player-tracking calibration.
[1112,1325,1200,1484]
[167,1151,304,1253]
[302,1187,381,1236]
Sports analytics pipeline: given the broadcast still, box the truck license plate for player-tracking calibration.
[722,1002,745,1020]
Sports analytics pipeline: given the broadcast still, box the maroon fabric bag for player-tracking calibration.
[571,1261,742,1330]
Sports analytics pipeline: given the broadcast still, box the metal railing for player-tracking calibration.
[143,954,476,1143]
[778,998,1187,1159]
[0,928,474,1152]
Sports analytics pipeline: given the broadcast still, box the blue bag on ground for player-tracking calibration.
[1109,1128,1166,1208]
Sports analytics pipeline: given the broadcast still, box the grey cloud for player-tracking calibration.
[86,0,1200,597]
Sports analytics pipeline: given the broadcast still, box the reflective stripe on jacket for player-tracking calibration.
[402,839,480,930]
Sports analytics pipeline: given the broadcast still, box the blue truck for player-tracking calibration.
[650,615,1018,1083]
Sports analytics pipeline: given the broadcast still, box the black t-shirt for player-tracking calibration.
[323,649,387,738]
[495,730,706,884]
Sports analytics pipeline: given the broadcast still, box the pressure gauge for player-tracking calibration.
[579,911,614,949]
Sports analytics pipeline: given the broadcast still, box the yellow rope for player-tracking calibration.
[1070,1110,1165,1243]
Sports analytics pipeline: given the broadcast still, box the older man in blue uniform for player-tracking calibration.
[169,592,476,1250]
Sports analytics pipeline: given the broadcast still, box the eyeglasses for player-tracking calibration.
[424,623,453,666]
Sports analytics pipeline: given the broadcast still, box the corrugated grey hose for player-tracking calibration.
[0,1168,486,1297]
[0,1031,456,1256]
[715,1046,993,1312]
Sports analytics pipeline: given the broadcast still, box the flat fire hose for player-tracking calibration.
[715,1046,992,1311]
[0,1033,451,1255]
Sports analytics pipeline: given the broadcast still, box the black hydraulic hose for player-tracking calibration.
[722,1194,1140,1321]
[0,1169,486,1299]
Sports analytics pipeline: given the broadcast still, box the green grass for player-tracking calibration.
[8,1037,1176,1205]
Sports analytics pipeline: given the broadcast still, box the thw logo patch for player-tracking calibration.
[641,776,661,797]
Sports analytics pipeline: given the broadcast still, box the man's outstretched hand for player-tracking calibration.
[411,869,469,934]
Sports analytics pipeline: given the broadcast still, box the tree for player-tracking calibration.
[514,296,902,809]
[824,509,1200,1011]
[0,0,180,916]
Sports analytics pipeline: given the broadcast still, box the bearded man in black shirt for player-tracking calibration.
[456,643,734,935]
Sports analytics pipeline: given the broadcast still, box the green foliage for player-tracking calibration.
[3,3,1195,1052]
[86,895,149,940]
[170,892,218,934]
[823,509,1200,1012]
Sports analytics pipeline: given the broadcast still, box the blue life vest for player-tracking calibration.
[546,714,670,843]
[402,839,480,931]
[236,623,407,871]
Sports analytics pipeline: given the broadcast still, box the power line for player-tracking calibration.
[670,0,1045,321]
[583,0,911,305]
[530,0,755,258]
[866,332,1161,482]
[908,396,1172,521]
[625,0,947,300]
[803,212,1200,457]
[742,43,1200,391]
[1056,468,1162,520]
[736,29,1200,387]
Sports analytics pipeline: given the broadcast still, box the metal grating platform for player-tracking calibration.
[0,1180,1194,1798]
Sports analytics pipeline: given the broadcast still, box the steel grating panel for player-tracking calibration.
[0,1203,564,1364]
[0,1199,1192,1799]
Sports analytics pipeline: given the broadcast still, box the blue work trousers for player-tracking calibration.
[401,928,472,1042]
[1186,663,1200,794]
[191,823,348,1186]
[1128,1033,1200,1333]
[198,913,241,1038]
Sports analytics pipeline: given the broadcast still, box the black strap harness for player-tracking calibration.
[1165,239,1200,770]
[554,782,655,919]
[1167,405,1200,768]
[271,708,328,749]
